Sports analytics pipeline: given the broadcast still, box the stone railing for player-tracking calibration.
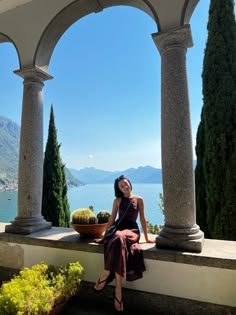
[0,223,235,315]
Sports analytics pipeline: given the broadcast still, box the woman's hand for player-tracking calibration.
[146,239,156,244]
[94,238,104,244]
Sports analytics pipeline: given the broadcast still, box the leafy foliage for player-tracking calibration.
[147,221,159,234]
[195,119,210,237]
[195,0,236,240]
[0,261,84,315]
[61,164,71,227]
[145,192,164,235]
[41,105,70,227]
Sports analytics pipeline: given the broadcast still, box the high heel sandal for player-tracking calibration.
[113,292,124,313]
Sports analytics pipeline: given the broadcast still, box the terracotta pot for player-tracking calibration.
[41,301,67,315]
[49,302,66,315]
[71,222,108,238]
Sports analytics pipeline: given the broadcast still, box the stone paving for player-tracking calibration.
[61,287,155,315]
[61,282,161,315]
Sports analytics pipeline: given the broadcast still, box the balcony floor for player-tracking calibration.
[60,281,236,315]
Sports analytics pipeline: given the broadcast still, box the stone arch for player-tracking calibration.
[34,0,158,72]
[0,33,21,68]
[3,0,204,252]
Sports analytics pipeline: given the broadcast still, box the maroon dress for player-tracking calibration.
[104,196,145,281]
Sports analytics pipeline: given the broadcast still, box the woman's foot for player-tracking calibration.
[93,271,111,292]
[114,290,124,312]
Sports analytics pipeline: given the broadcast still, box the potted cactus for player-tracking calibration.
[71,207,111,238]
[97,210,111,224]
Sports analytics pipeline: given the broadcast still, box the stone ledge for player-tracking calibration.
[0,223,236,270]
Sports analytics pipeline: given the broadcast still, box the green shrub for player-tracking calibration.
[147,221,160,234]
[0,261,84,315]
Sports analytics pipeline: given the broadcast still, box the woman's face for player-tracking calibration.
[118,179,131,196]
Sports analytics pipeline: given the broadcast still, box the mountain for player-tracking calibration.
[69,166,162,184]
[0,116,20,183]
[0,116,81,187]
[69,167,112,184]
[0,116,195,186]
[64,167,83,187]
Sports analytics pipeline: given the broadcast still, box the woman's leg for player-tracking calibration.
[94,269,110,291]
[114,272,124,312]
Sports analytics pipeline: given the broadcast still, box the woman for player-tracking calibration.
[94,175,155,312]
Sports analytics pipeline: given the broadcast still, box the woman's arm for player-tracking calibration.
[106,198,120,229]
[138,197,155,243]
[94,198,120,243]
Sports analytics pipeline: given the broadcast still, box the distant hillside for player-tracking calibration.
[69,166,163,184]
[0,116,81,187]
[0,116,19,183]
[69,167,115,184]
[64,167,83,187]
[70,162,197,184]
[1,116,195,186]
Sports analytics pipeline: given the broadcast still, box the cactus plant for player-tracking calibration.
[89,205,94,212]
[96,210,111,224]
[71,208,96,224]
[89,216,98,225]
[71,208,110,237]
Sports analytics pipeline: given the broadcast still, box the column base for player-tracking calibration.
[156,224,204,253]
[5,216,52,235]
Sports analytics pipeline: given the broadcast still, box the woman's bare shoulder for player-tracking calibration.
[113,197,122,206]
[132,195,144,202]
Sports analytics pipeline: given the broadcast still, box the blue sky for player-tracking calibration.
[0,0,211,171]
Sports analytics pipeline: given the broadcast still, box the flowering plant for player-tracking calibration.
[0,261,84,315]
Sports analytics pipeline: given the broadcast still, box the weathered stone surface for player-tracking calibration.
[0,242,23,269]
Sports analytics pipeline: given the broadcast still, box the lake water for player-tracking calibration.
[0,184,164,227]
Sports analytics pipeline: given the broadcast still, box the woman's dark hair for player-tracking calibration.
[114,175,132,198]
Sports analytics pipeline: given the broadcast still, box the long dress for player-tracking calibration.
[104,196,145,282]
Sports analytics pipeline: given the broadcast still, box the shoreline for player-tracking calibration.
[0,183,18,191]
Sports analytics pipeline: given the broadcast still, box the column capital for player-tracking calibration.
[152,24,193,55]
[14,66,53,82]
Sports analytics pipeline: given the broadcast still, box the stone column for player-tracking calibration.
[5,66,52,234]
[152,25,204,252]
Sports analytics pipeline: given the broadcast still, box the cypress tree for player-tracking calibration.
[195,119,210,238]
[60,163,71,227]
[195,0,236,240]
[42,105,70,227]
